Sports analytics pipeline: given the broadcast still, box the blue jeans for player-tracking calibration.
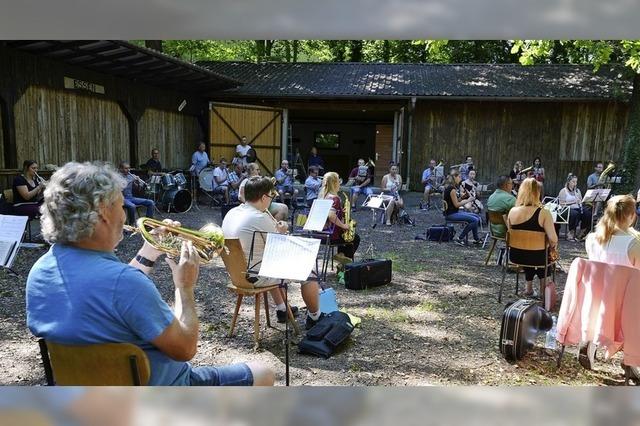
[446,211,480,241]
[188,363,253,386]
[124,196,154,225]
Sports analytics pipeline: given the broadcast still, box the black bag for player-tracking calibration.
[298,311,354,358]
[499,299,553,362]
[426,224,455,242]
[221,203,240,221]
[344,259,392,290]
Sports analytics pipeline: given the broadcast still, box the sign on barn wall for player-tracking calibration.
[63,77,105,95]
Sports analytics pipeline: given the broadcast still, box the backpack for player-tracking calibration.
[298,311,354,358]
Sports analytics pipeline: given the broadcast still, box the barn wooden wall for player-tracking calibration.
[0,105,4,168]
[410,100,629,195]
[14,86,128,166]
[138,109,202,171]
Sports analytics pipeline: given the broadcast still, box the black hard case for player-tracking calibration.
[499,299,540,362]
[344,259,392,290]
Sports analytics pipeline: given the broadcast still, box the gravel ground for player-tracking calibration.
[0,192,630,386]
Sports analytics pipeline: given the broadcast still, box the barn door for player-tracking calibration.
[374,124,394,186]
[209,102,283,176]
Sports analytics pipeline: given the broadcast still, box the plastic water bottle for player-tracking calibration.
[545,316,558,350]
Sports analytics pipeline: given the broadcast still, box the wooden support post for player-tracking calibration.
[0,87,25,169]
[118,101,144,168]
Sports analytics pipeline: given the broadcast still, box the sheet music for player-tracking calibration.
[258,233,321,281]
[0,215,28,241]
[0,239,17,267]
[364,196,384,209]
[303,199,333,231]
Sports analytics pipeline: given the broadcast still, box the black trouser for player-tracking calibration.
[523,267,549,282]
[333,233,361,259]
[568,206,592,231]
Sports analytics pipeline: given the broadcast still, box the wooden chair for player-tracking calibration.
[220,239,299,348]
[442,200,469,243]
[498,229,556,302]
[38,339,150,385]
[484,210,507,265]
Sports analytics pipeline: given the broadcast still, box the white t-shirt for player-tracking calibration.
[221,203,276,269]
[586,232,636,269]
[236,144,251,166]
[212,167,229,188]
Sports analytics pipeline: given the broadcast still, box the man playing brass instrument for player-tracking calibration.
[587,162,605,189]
[222,176,323,329]
[26,162,274,386]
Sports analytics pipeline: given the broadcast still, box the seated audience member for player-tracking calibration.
[319,172,360,264]
[304,166,322,204]
[348,158,374,208]
[26,162,273,386]
[558,174,592,241]
[12,160,44,218]
[227,162,246,203]
[222,176,323,329]
[459,156,474,181]
[145,148,163,176]
[239,163,288,221]
[532,157,545,183]
[420,159,437,210]
[118,162,154,225]
[486,175,516,239]
[461,169,484,215]
[586,194,640,269]
[507,178,558,297]
[274,160,299,205]
[380,164,402,225]
[212,158,230,205]
[443,170,481,246]
[233,136,251,168]
[307,146,325,174]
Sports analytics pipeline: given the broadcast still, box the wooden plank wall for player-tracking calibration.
[138,109,202,170]
[210,104,282,175]
[374,124,393,186]
[410,100,629,195]
[14,86,128,166]
[0,105,4,168]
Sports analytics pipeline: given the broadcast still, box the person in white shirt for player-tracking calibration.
[222,177,323,328]
[239,163,289,221]
[212,158,230,204]
[558,174,592,241]
[234,136,251,168]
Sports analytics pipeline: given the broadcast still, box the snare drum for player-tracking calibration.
[198,167,215,192]
[161,174,176,190]
[174,172,187,188]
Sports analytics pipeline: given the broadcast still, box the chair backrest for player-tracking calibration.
[3,188,14,204]
[220,238,255,289]
[41,340,150,385]
[442,200,448,215]
[507,228,547,251]
[488,210,507,227]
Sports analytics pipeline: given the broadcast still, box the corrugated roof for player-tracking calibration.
[199,62,633,100]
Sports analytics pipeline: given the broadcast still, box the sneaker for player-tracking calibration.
[333,253,352,265]
[578,341,596,370]
[453,237,466,247]
[305,312,327,330]
[472,239,483,245]
[276,306,299,323]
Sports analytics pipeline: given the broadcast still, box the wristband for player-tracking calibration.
[135,254,156,267]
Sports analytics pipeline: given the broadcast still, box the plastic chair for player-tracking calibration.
[484,210,507,265]
[220,239,299,348]
[38,339,150,385]
[498,229,556,302]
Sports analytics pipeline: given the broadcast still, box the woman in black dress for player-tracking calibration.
[12,160,44,218]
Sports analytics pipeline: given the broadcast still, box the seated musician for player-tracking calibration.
[118,162,154,226]
[212,158,231,205]
[222,176,323,329]
[380,164,402,226]
[461,169,484,215]
[532,157,545,183]
[459,156,474,181]
[239,163,289,221]
[190,142,210,177]
[304,166,322,204]
[486,175,516,239]
[558,174,592,241]
[509,161,525,194]
[26,162,274,385]
[348,158,374,208]
[274,160,299,205]
[587,162,604,190]
[227,162,246,203]
[443,170,481,246]
[12,160,44,219]
[507,178,558,297]
[145,148,163,177]
[319,172,360,263]
[420,159,437,210]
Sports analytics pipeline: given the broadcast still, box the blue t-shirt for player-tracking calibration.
[275,168,294,187]
[191,151,209,175]
[26,244,190,385]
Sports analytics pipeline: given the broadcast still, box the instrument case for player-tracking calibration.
[499,299,553,362]
[426,224,456,242]
[344,259,392,290]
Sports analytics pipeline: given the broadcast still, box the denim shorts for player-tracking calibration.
[350,186,373,196]
[188,363,254,386]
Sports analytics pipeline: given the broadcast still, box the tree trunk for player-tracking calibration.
[292,40,299,63]
[265,40,274,59]
[255,40,265,62]
[144,40,163,52]
[622,73,640,194]
[284,40,291,62]
[349,40,363,62]
[382,40,390,62]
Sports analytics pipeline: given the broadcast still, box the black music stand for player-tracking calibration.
[0,214,29,277]
[583,189,610,232]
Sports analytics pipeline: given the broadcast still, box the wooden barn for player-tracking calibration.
[0,40,239,188]
[201,62,633,195]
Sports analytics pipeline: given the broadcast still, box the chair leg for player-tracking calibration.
[263,293,271,327]
[228,294,243,338]
[515,269,520,296]
[556,344,565,368]
[484,239,497,265]
[286,303,300,336]
[254,295,261,348]
[499,265,507,303]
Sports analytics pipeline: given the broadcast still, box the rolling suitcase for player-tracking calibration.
[344,259,392,290]
[499,299,553,362]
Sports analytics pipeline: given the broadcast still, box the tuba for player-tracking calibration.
[598,162,616,188]
[341,193,356,243]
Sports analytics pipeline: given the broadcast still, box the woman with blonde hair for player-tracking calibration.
[507,178,558,296]
[319,172,360,263]
[585,194,640,268]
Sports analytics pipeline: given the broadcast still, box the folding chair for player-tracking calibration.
[442,200,470,244]
[484,210,507,265]
[498,229,556,303]
[220,239,299,348]
[38,339,150,385]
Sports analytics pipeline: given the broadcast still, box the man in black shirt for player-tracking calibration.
[145,148,163,176]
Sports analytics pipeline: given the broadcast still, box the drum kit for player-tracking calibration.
[145,171,192,213]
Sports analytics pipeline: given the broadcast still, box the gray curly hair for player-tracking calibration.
[40,162,125,244]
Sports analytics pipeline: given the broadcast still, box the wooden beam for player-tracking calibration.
[118,100,145,168]
[0,88,22,169]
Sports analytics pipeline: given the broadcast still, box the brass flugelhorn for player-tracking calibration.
[123,217,226,265]
[598,162,616,187]
[341,193,356,243]
[520,166,533,175]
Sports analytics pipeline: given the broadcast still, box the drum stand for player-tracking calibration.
[190,175,201,212]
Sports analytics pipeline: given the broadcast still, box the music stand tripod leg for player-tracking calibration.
[281,279,290,386]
